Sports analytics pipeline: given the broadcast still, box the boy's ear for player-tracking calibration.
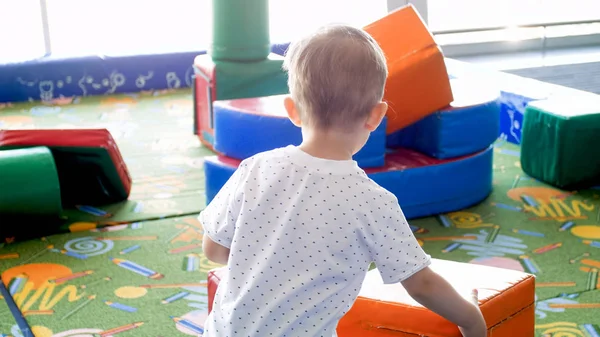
[365,102,388,132]
[284,96,302,127]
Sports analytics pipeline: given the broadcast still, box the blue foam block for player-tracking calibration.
[213,95,386,168]
[387,78,500,159]
[204,146,493,219]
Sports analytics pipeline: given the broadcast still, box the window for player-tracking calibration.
[0,0,46,62]
[428,0,600,33]
[46,0,211,56]
[269,0,388,43]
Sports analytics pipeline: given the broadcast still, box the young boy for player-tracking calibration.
[200,24,487,337]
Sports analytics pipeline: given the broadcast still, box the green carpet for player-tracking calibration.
[0,90,599,336]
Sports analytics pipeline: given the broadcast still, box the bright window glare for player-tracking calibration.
[0,0,45,62]
[429,0,600,32]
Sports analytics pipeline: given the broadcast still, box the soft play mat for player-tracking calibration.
[0,91,600,336]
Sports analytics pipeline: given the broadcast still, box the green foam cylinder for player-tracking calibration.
[0,146,62,216]
[210,0,271,61]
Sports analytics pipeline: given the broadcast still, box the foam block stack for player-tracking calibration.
[200,4,501,219]
[207,259,535,336]
[520,94,600,189]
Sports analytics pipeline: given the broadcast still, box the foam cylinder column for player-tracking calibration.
[210,0,271,61]
[0,146,62,216]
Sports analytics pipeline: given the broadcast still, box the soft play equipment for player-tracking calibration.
[364,5,453,134]
[387,78,500,159]
[197,3,498,218]
[205,146,493,219]
[212,95,387,168]
[0,129,131,207]
[0,147,62,216]
[206,259,535,336]
[520,94,600,189]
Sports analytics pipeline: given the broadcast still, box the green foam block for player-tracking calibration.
[210,0,271,61]
[521,95,600,189]
[198,53,289,101]
[0,146,62,216]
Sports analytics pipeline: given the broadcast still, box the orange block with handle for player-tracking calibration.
[337,259,535,337]
[365,5,453,134]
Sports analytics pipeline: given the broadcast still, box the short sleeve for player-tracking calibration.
[362,194,431,284]
[198,161,248,249]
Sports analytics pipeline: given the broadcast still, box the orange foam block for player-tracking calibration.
[365,5,453,134]
[337,259,535,337]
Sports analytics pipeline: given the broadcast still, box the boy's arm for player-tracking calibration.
[202,235,230,265]
[401,267,486,337]
[199,159,251,265]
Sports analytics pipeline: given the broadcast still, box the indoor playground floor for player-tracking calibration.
[0,91,599,336]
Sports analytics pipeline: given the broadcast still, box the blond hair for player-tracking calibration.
[283,24,388,131]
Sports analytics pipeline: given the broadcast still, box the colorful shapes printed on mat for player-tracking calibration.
[581,259,600,269]
[119,245,141,255]
[0,252,19,260]
[48,246,88,260]
[485,225,500,243]
[80,276,111,289]
[68,222,97,232]
[520,194,538,207]
[50,328,104,337]
[536,322,590,337]
[507,187,563,203]
[442,242,461,253]
[96,235,157,241]
[512,229,545,237]
[76,205,112,217]
[490,202,523,212]
[469,257,524,272]
[570,252,591,264]
[583,240,600,248]
[446,212,494,229]
[50,270,93,284]
[8,274,28,295]
[571,225,600,239]
[139,282,207,289]
[533,242,562,254]
[520,255,540,274]
[162,291,189,304]
[109,257,164,280]
[582,324,600,337]
[98,322,143,337]
[586,268,599,291]
[183,254,200,271]
[559,221,576,231]
[91,225,128,233]
[409,225,428,234]
[60,294,96,320]
[436,214,452,228]
[114,286,147,299]
[536,282,576,288]
[64,236,114,257]
[23,310,54,316]
[172,316,204,335]
[130,222,143,229]
[103,300,138,313]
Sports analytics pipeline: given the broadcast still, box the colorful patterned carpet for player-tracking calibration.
[0,91,598,337]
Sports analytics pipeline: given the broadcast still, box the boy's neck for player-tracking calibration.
[299,128,360,161]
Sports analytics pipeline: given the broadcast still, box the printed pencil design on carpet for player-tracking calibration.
[0,216,222,336]
[0,91,599,336]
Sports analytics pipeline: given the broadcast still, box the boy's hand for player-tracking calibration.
[458,289,486,337]
[401,269,486,337]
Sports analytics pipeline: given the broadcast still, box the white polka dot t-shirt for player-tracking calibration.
[200,145,431,337]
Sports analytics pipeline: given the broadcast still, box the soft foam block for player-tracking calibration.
[337,259,535,336]
[520,94,600,189]
[193,54,289,150]
[204,146,492,219]
[364,4,453,134]
[212,95,387,168]
[0,129,132,206]
[387,78,500,159]
[207,259,535,337]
